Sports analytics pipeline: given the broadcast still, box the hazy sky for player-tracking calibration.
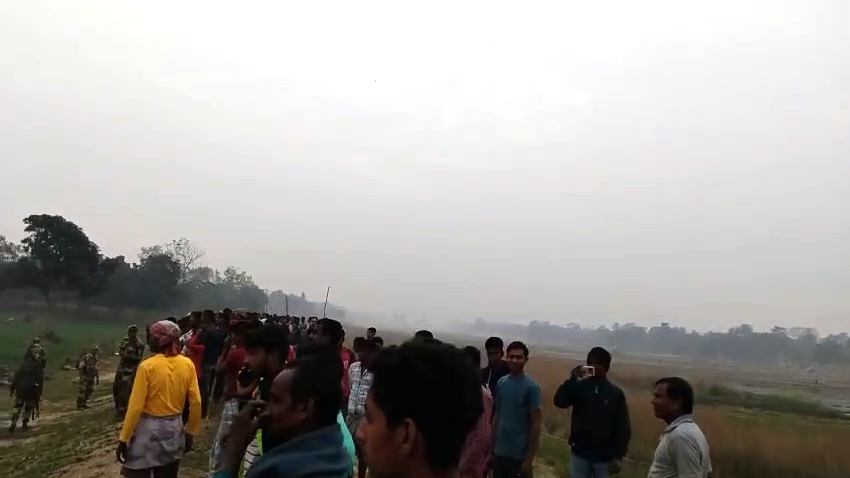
[2,1,848,333]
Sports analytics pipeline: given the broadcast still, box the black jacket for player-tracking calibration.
[481,360,510,394]
[553,376,631,463]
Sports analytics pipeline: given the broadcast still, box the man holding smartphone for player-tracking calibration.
[553,347,631,478]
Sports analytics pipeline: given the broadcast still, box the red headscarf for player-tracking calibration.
[149,320,182,356]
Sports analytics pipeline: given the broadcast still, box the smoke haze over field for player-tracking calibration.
[1,1,848,333]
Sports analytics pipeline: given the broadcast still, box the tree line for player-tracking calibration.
[0,214,339,317]
[474,318,850,366]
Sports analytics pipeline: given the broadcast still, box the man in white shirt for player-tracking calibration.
[648,377,712,478]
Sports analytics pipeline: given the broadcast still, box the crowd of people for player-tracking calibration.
[8,310,713,478]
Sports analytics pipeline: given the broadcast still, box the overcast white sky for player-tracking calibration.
[2,1,848,333]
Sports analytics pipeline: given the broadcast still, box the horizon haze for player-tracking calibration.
[2,1,848,334]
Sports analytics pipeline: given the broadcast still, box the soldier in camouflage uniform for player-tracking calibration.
[9,349,44,433]
[25,337,46,369]
[76,346,100,410]
[113,325,145,417]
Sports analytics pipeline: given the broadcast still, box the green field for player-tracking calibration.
[0,308,157,412]
[0,308,158,367]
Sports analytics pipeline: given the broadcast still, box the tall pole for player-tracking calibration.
[322,286,331,318]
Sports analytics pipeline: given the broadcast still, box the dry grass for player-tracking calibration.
[352,326,850,477]
[527,355,850,478]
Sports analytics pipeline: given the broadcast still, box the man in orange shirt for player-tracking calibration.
[116,320,202,478]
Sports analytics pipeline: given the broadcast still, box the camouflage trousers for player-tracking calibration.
[77,376,96,409]
[113,368,137,415]
[10,396,38,426]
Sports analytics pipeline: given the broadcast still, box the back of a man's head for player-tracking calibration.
[316,318,344,344]
[245,322,290,356]
[413,330,434,340]
[462,345,482,368]
[287,343,343,427]
[368,339,483,473]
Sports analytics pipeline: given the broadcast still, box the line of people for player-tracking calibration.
[113,312,712,478]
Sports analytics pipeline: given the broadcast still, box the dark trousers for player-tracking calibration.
[182,398,189,424]
[212,370,225,402]
[200,366,215,418]
[492,455,531,478]
[121,460,180,478]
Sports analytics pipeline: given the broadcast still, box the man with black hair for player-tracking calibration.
[315,318,354,415]
[215,343,353,478]
[481,337,509,396]
[347,339,378,478]
[413,330,434,340]
[460,346,493,478]
[492,341,541,478]
[553,346,631,478]
[648,377,711,478]
[236,322,291,474]
[356,339,484,478]
[352,337,366,359]
[373,336,384,348]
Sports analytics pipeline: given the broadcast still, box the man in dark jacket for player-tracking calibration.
[553,347,631,478]
[481,336,510,394]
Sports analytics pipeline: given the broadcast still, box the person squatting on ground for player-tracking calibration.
[77,345,100,410]
[114,325,146,418]
[9,346,44,433]
[214,342,353,478]
[553,346,631,478]
[116,319,201,478]
[355,338,484,478]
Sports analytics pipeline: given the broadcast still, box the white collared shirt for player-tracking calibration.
[647,414,712,478]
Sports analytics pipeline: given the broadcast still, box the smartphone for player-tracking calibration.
[237,365,255,387]
[581,365,596,378]
[248,401,267,420]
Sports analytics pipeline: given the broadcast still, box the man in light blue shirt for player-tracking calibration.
[492,341,542,478]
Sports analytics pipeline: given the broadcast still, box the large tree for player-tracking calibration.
[0,234,23,264]
[15,215,104,305]
[139,238,205,282]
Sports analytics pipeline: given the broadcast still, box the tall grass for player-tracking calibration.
[528,356,850,478]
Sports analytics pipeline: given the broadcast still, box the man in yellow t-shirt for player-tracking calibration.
[116,320,202,478]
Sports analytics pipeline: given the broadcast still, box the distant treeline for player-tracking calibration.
[473,319,850,365]
[0,214,342,318]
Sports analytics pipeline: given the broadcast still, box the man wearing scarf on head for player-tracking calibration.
[116,320,202,478]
